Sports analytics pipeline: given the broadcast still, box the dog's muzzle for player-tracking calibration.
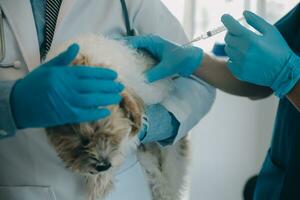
[95,160,112,172]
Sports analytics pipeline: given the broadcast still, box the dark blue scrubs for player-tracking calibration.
[254,4,300,200]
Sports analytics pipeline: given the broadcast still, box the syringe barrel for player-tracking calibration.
[208,26,227,36]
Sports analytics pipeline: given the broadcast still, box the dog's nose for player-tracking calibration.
[95,160,112,172]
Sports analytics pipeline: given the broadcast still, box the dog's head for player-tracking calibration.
[46,54,144,175]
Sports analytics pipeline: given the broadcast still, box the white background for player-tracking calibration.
[161,1,299,200]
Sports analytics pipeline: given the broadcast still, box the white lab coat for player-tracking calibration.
[0,0,216,200]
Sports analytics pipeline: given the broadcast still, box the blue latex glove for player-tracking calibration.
[10,44,124,129]
[126,35,203,82]
[222,11,300,97]
[138,104,179,145]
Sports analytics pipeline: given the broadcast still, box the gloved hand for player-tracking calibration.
[126,35,203,82]
[138,104,179,145]
[10,44,124,129]
[222,11,300,97]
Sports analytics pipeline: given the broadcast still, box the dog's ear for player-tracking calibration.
[120,89,144,137]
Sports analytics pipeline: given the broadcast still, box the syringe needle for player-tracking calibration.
[181,17,244,47]
[172,36,204,52]
[181,36,204,47]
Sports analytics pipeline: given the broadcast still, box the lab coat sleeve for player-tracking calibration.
[0,81,18,138]
[130,0,216,144]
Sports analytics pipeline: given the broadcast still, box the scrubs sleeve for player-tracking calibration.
[274,4,300,97]
[275,3,300,48]
[273,3,300,198]
[129,0,216,144]
[0,81,18,138]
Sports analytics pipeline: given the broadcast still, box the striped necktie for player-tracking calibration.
[44,0,62,57]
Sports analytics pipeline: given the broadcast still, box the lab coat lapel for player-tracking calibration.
[0,0,40,71]
[50,0,76,50]
[56,0,75,29]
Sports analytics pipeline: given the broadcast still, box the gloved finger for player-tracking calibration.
[243,11,273,34]
[69,66,118,80]
[145,63,173,83]
[224,33,242,48]
[221,14,249,36]
[227,60,243,80]
[72,108,111,123]
[222,15,258,40]
[224,46,243,62]
[124,35,163,58]
[124,36,153,49]
[74,79,124,94]
[44,44,79,67]
[72,93,122,108]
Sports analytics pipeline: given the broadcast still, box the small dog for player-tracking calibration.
[46,34,189,200]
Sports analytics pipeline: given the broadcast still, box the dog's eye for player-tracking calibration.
[94,125,101,133]
[73,146,83,158]
[81,137,90,146]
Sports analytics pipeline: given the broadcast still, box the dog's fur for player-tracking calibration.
[46,34,189,200]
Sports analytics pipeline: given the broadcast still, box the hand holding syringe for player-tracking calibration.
[170,17,244,80]
[180,17,245,47]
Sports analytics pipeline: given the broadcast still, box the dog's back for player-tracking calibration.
[47,34,174,105]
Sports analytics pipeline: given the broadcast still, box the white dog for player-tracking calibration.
[46,34,189,200]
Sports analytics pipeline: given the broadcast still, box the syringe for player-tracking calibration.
[181,17,244,47]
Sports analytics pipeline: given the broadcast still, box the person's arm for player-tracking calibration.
[0,44,124,139]
[287,80,300,111]
[221,11,300,108]
[127,35,272,100]
[195,53,273,99]
[131,0,215,144]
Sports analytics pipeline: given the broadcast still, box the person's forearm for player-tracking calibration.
[193,53,273,99]
[287,80,300,111]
